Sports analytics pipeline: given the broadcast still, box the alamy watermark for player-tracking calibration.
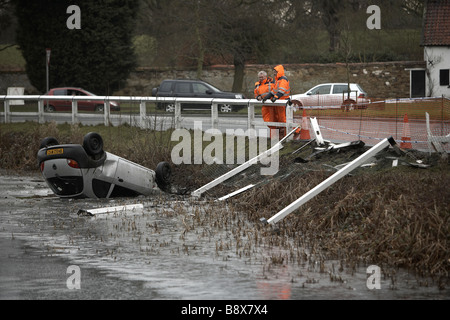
[171,122,280,176]
[366,265,381,290]
[66,265,81,290]
[66,5,81,30]
[367,5,381,30]
[67,5,380,31]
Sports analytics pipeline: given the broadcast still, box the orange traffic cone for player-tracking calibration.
[400,113,412,149]
[299,109,311,140]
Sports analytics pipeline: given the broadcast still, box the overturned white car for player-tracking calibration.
[37,132,171,199]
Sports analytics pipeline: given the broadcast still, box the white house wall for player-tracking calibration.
[424,46,450,98]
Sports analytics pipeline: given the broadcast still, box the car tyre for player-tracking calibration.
[83,132,104,157]
[95,105,104,112]
[155,161,171,191]
[44,105,55,112]
[165,103,176,113]
[39,137,59,149]
[220,104,233,113]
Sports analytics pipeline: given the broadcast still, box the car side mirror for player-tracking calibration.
[206,89,213,95]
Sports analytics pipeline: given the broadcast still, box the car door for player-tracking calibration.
[174,82,194,109]
[68,89,92,111]
[305,85,332,106]
[52,89,68,110]
[192,82,214,109]
[331,84,350,105]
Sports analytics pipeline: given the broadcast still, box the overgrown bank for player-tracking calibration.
[0,122,448,287]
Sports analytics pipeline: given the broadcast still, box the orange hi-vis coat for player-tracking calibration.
[271,65,291,135]
[254,77,274,101]
[254,77,278,134]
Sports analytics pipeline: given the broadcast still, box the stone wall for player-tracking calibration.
[126,61,426,99]
[1,61,426,99]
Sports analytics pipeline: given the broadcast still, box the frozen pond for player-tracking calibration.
[0,172,448,300]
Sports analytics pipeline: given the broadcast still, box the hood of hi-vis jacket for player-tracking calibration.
[274,65,285,81]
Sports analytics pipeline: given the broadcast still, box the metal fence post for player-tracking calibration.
[104,100,111,126]
[286,103,294,140]
[72,100,78,124]
[4,100,10,123]
[174,100,181,129]
[140,101,146,129]
[248,102,255,132]
[38,100,44,124]
[211,101,219,130]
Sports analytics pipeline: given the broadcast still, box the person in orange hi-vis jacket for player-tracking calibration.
[254,71,277,136]
[263,65,292,138]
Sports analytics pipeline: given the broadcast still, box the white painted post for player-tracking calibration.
[261,137,397,225]
[104,100,111,126]
[286,104,294,140]
[310,117,325,146]
[72,100,78,124]
[174,100,181,129]
[211,102,219,130]
[248,102,255,132]
[140,101,146,129]
[4,100,10,123]
[38,100,44,124]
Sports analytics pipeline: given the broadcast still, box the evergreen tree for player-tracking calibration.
[14,0,138,94]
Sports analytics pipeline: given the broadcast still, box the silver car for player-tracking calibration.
[291,83,370,109]
[37,133,171,199]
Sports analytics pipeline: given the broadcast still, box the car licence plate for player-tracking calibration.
[47,148,64,156]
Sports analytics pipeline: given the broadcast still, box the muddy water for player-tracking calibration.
[0,172,448,300]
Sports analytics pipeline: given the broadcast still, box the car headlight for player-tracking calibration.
[235,94,244,99]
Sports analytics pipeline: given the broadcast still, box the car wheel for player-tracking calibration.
[39,137,59,149]
[44,105,55,112]
[95,105,104,112]
[83,132,104,156]
[220,104,233,113]
[165,103,175,113]
[155,161,171,191]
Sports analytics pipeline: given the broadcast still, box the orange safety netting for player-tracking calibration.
[292,97,450,151]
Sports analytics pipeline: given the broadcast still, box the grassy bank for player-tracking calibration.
[0,121,448,286]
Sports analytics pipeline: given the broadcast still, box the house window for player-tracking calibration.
[440,69,449,86]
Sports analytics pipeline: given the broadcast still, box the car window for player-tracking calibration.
[309,85,331,95]
[356,84,366,94]
[54,89,67,95]
[160,81,173,92]
[332,85,351,94]
[68,89,87,96]
[175,82,191,94]
[192,83,210,94]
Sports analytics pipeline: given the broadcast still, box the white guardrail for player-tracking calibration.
[0,95,298,133]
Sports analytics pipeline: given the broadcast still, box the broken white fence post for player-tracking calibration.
[191,126,300,198]
[310,117,325,146]
[218,184,255,201]
[261,137,397,225]
[77,204,144,217]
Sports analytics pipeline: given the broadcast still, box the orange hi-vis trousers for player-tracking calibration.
[262,105,287,138]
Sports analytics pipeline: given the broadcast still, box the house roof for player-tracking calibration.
[422,0,450,46]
